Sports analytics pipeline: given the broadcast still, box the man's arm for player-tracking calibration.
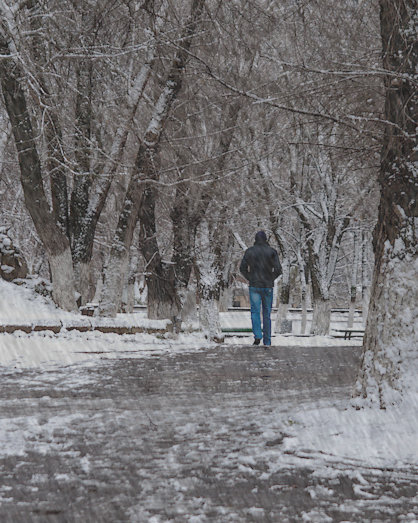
[239,250,250,281]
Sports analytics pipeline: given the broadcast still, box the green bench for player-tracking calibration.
[332,328,365,340]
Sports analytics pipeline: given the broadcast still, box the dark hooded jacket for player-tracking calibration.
[239,237,282,288]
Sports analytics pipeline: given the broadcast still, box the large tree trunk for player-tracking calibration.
[171,184,198,320]
[146,266,178,321]
[196,217,234,342]
[140,184,180,321]
[46,118,70,239]
[310,264,331,335]
[0,35,77,311]
[311,296,331,336]
[197,233,224,342]
[70,49,95,304]
[199,288,223,342]
[305,243,331,335]
[352,0,417,408]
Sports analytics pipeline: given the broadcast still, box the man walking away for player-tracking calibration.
[239,231,282,346]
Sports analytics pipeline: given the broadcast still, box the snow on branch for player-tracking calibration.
[233,232,247,251]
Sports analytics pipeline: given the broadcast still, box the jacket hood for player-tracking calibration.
[254,230,268,244]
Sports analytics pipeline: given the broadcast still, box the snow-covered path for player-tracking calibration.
[0,343,416,522]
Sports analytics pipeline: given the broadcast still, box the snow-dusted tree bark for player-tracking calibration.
[170,180,198,321]
[139,182,179,320]
[196,218,233,342]
[0,27,77,311]
[1,0,164,306]
[352,0,417,408]
[69,30,95,303]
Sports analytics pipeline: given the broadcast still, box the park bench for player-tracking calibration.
[332,328,365,340]
[221,328,253,337]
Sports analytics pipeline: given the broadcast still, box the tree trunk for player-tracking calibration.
[196,219,233,342]
[311,296,331,336]
[347,229,360,328]
[121,250,139,313]
[146,266,179,321]
[352,0,417,408]
[198,270,223,342]
[171,183,198,320]
[362,285,371,327]
[301,288,308,335]
[140,183,180,321]
[361,230,371,325]
[47,123,70,239]
[309,257,331,335]
[0,35,77,311]
[180,286,198,323]
[49,248,78,310]
[70,54,94,303]
[199,294,223,342]
[28,0,70,238]
[297,255,309,334]
[275,257,290,332]
[93,275,103,304]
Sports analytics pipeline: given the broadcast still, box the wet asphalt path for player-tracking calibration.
[0,343,417,522]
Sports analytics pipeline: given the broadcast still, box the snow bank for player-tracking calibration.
[0,278,75,322]
[0,279,170,329]
[0,330,214,369]
[281,398,418,468]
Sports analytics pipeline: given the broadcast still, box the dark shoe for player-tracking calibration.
[253,338,261,345]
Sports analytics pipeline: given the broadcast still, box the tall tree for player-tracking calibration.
[353,0,417,408]
[70,1,165,303]
[0,20,77,310]
[98,0,206,318]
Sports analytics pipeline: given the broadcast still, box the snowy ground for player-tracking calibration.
[0,280,417,522]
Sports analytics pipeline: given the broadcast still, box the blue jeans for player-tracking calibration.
[249,287,273,345]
